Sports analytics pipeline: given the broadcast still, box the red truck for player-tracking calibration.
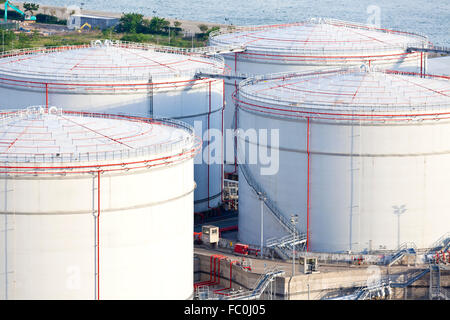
[234,243,260,257]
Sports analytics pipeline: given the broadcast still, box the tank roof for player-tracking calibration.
[0,107,195,164]
[238,68,450,113]
[0,40,225,82]
[210,18,427,54]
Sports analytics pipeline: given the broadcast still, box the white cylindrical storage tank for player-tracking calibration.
[209,18,430,172]
[235,67,450,253]
[0,107,200,299]
[0,40,225,212]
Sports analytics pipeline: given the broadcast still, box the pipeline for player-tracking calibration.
[214,260,239,296]
[221,79,225,203]
[194,255,216,288]
[306,116,310,252]
[207,81,211,209]
[96,170,101,300]
[232,53,239,175]
[194,254,227,289]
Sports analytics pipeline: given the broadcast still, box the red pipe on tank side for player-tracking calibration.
[207,81,211,209]
[45,83,49,113]
[194,255,216,288]
[306,117,311,252]
[231,52,238,175]
[194,254,226,288]
[213,255,227,286]
[97,170,101,300]
[214,260,238,296]
[221,79,225,202]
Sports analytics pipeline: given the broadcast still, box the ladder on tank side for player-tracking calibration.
[239,163,301,241]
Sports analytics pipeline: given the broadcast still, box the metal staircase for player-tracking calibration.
[195,70,253,81]
[430,232,450,252]
[327,280,392,300]
[266,234,307,260]
[224,266,285,300]
[239,163,299,238]
[390,269,430,288]
[354,282,392,300]
[429,264,449,300]
[426,233,450,264]
[386,242,417,267]
[407,45,450,54]
[430,264,441,299]
[326,262,447,301]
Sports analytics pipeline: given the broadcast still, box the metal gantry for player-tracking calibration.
[429,264,449,300]
[223,266,285,300]
[266,234,308,261]
[386,242,417,267]
[195,265,285,301]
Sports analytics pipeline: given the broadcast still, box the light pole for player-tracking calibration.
[257,191,266,258]
[393,205,407,249]
[290,214,298,277]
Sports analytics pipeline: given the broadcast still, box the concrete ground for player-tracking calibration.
[194,246,448,300]
[194,246,426,277]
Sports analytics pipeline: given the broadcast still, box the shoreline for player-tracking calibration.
[13,1,229,34]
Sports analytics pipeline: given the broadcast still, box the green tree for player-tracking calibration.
[198,24,208,33]
[172,20,182,36]
[148,16,170,34]
[206,26,220,36]
[116,13,145,33]
[1,30,16,50]
[23,3,40,16]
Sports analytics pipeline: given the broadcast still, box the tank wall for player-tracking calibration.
[237,102,450,253]
[224,51,424,75]
[0,78,224,212]
[221,51,424,173]
[0,158,195,299]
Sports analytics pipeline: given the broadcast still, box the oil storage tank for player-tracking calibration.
[0,107,200,299]
[209,18,430,172]
[235,67,450,253]
[0,40,225,212]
